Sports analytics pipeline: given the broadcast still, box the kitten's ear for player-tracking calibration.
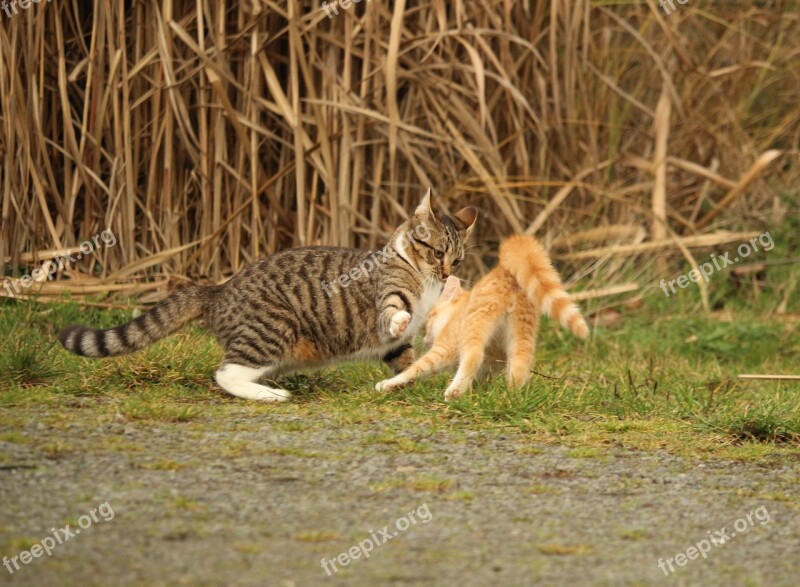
[453,206,478,233]
[441,275,462,300]
[415,187,438,221]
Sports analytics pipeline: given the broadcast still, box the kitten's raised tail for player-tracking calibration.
[499,235,589,338]
[58,285,215,357]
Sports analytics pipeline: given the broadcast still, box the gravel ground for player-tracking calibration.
[1,412,798,587]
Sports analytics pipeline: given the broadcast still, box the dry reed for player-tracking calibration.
[0,0,797,302]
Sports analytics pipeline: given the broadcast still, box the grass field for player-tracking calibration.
[2,256,798,464]
[2,227,799,586]
[3,2,800,583]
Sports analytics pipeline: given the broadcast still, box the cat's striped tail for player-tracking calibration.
[499,235,589,338]
[58,286,213,357]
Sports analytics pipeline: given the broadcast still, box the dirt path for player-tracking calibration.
[1,411,798,586]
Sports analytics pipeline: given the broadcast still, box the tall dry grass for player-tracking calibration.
[0,0,797,301]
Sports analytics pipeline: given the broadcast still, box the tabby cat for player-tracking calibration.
[58,189,477,402]
[376,234,589,400]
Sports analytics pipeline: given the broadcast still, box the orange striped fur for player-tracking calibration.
[499,235,589,338]
[376,234,588,400]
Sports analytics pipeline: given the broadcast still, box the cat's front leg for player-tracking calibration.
[376,345,456,392]
[377,292,414,342]
[389,311,411,338]
[444,380,469,401]
[443,346,485,401]
[375,372,412,392]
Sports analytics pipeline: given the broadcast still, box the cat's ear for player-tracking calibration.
[415,187,438,221]
[441,275,462,300]
[453,206,478,233]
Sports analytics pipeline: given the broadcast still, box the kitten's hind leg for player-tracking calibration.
[506,300,540,389]
[215,363,291,402]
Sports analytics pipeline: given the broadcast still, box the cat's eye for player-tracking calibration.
[434,250,444,260]
[453,258,462,267]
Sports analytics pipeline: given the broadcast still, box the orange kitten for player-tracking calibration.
[376,234,589,400]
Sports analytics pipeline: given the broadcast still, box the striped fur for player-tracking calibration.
[376,234,588,400]
[59,286,216,358]
[58,189,477,402]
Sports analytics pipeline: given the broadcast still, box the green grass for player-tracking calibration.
[0,245,798,462]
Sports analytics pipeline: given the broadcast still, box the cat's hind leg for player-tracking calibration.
[215,363,291,402]
[506,298,540,389]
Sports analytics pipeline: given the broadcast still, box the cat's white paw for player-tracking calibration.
[255,387,292,402]
[389,311,411,338]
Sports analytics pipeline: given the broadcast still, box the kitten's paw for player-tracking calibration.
[389,311,411,338]
[444,385,466,402]
[376,377,403,392]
